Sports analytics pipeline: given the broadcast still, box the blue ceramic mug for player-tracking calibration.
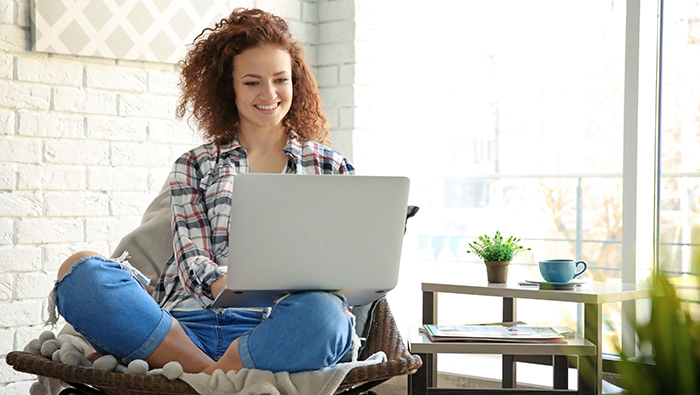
[539,259,587,282]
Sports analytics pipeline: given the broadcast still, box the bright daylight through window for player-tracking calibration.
[366,0,700,388]
[659,1,700,279]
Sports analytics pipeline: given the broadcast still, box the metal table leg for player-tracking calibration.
[409,353,430,395]
[579,303,602,395]
[423,291,438,388]
[554,355,569,389]
[502,297,516,388]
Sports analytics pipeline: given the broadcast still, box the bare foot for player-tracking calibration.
[201,338,244,374]
[145,318,214,373]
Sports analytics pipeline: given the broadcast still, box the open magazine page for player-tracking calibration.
[421,324,566,343]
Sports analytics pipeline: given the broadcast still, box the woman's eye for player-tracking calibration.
[243,81,259,86]
[276,78,289,83]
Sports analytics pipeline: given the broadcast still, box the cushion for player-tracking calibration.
[110,180,171,295]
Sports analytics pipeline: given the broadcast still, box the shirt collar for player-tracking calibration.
[220,133,304,173]
[219,132,300,155]
[218,139,244,155]
[282,134,302,158]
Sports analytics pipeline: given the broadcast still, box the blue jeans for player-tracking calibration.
[54,256,354,372]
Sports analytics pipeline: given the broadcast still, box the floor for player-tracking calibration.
[370,372,543,395]
[369,372,626,395]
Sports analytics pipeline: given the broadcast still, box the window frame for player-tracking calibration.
[620,0,662,357]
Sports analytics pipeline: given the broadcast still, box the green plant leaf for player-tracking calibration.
[617,275,700,395]
[465,231,530,262]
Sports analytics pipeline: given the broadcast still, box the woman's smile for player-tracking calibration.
[254,102,281,112]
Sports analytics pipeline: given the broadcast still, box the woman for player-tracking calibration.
[54,8,355,375]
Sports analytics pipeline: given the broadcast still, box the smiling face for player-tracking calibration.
[232,45,293,135]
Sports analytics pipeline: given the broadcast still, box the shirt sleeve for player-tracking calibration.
[338,157,355,175]
[168,152,225,304]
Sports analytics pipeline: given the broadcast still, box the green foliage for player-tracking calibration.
[465,231,530,262]
[617,275,700,395]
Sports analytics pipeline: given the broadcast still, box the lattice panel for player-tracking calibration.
[31,0,233,64]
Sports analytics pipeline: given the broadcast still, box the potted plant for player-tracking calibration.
[466,231,530,283]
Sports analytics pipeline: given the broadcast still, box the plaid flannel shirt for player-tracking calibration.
[153,136,355,311]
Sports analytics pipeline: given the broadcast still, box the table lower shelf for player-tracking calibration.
[408,325,596,356]
[408,325,597,395]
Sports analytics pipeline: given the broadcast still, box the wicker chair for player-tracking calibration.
[6,297,421,395]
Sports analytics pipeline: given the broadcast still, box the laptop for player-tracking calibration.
[212,173,410,308]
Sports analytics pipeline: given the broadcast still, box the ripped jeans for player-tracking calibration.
[53,256,355,372]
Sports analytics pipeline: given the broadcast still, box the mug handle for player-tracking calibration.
[573,260,587,279]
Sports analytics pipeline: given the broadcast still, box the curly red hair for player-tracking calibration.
[177,8,330,146]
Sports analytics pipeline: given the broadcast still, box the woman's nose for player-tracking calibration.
[259,82,275,100]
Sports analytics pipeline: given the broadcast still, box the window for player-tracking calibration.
[366,0,653,387]
[444,178,491,208]
[659,1,700,279]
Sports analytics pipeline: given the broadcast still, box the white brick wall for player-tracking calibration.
[85,65,148,93]
[18,111,84,139]
[16,56,83,87]
[316,0,373,163]
[0,0,364,388]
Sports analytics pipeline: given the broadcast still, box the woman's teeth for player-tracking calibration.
[255,103,279,110]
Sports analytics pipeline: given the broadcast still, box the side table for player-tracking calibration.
[409,325,595,395]
[408,281,653,395]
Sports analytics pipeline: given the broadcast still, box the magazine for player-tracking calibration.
[421,323,567,343]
